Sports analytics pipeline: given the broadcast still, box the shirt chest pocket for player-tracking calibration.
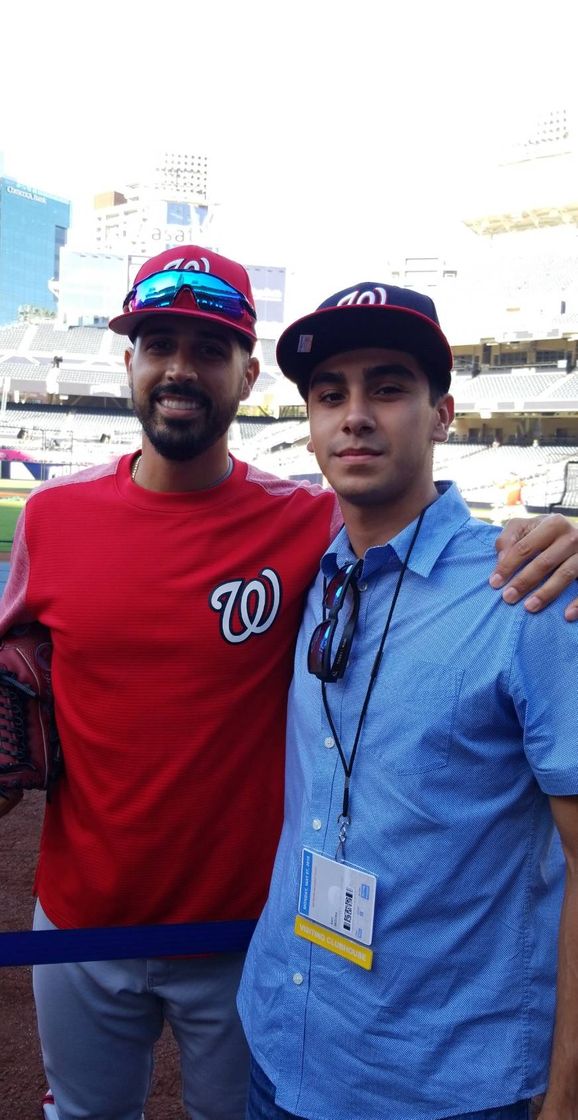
[365,659,465,774]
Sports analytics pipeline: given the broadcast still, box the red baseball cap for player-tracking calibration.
[109,245,257,345]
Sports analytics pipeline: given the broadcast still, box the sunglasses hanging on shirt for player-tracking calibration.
[308,508,427,860]
[307,560,363,682]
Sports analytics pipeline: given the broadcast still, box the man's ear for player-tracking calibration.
[241,356,260,400]
[124,347,133,387]
[306,437,314,453]
[432,394,454,444]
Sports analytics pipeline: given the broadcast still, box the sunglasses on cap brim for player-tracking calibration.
[122,270,257,323]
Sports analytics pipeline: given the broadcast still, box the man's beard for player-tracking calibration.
[132,384,239,462]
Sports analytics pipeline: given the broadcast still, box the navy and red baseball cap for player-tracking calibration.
[277,282,453,397]
[109,245,257,345]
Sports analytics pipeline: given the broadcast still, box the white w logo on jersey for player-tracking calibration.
[210,568,282,644]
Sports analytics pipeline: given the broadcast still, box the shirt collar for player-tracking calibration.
[321,482,472,580]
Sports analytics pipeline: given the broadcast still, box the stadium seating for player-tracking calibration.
[451,371,570,406]
[0,319,577,517]
[0,325,30,350]
[25,324,115,356]
[258,339,279,369]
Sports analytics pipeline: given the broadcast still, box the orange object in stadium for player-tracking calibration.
[504,478,523,506]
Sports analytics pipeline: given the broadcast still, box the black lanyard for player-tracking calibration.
[321,508,426,860]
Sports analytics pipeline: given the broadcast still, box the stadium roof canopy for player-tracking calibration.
[464,202,578,236]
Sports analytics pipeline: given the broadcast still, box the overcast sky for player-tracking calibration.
[1,0,576,318]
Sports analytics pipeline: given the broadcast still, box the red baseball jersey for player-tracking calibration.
[1,455,341,928]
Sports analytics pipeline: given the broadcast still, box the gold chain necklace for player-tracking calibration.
[130,454,233,486]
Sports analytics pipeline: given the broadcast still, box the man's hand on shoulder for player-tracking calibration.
[490,514,578,621]
[0,789,23,819]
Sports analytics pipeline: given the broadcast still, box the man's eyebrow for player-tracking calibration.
[362,363,418,380]
[309,370,345,390]
[139,325,231,344]
[139,324,177,340]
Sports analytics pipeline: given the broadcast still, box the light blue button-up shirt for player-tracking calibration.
[238,482,577,1120]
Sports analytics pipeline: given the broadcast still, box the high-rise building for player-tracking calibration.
[153,152,209,198]
[57,247,128,327]
[93,185,211,256]
[92,152,211,257]
[0,177,70,326]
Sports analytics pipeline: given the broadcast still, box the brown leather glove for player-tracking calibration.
[0,623,62,797]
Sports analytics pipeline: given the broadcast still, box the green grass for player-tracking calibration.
[0,497,26,550]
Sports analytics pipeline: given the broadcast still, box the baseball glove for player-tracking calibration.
[0,622,62,797]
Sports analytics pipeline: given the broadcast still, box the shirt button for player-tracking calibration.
[312,818,322,831]
[292,972,304,985]
[324,736,335,749]
[358,581,367,591]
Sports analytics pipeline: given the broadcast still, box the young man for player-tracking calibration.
[1,254,577,1120]
[238,283,578,1120]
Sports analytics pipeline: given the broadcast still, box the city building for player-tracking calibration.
[0,177,70,326]
[153,152,209,198]
[92,151,211,258]
[57,248,127,327]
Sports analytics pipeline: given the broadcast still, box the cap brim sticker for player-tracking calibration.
[297,334,313,354]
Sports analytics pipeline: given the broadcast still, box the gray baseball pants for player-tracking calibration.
[33,900,249,1120]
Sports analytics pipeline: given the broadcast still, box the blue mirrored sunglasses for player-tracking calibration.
[123,270,256,323]
[307,560,362,682]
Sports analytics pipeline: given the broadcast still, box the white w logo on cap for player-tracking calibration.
[161,257,211,272]
[336,287,389,307]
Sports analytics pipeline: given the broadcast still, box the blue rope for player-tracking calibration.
[0,920,257,966]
